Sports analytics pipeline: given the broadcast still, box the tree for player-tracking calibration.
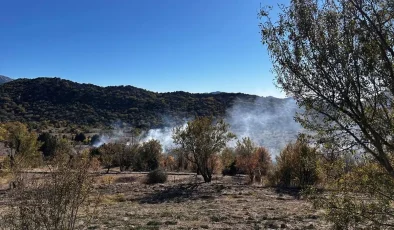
[38,132,58,158]
[235,137,259,182]
[275,135,320,187]
[254,147,272,183]
[173,117,235,182]
[134,139,162,171]
[260,0,394,227]
[260,0,394,178]
[220,147,238,176]
[1,122,42,170]
[235,138,272,183]
[74,132,86,143]
[99,143,122,173]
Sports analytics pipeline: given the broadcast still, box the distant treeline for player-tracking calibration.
[0,77,291,129]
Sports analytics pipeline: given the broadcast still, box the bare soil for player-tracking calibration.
[0,173,330,230]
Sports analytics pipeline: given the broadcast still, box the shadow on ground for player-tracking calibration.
[137,182,227,204]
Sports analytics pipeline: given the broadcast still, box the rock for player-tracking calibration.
[281,223,287,228]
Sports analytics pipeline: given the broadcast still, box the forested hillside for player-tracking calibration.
[0,77,289,129]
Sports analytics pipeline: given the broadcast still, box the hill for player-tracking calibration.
[0,77,294,130]
[0,75,13,84]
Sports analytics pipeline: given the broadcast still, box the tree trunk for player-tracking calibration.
[202,173,212,183]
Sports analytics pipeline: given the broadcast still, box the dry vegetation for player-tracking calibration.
[0,172,329,230]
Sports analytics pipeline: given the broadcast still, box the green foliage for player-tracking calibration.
[74,132,86,143]
[98,143,123,173]
[146,169,168,184]
[220,147,238,176]
[1,122,42,170]
[0,77,263,128]
[173,117,235,182]
[37,132,58,158]
[134,139,162,171]
[261,0,394,227]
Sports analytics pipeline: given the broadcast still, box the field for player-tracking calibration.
[0,172,330,230]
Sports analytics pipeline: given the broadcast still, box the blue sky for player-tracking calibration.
[0,0,287,97]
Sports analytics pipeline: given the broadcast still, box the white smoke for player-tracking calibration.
[226,97,302,156]
[92,123,129,147]
[92,97,302,157]
[141,127,175,152]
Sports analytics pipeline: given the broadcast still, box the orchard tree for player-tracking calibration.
[135,139,162,171]
[260,0,394,227]
[173,117,235,182]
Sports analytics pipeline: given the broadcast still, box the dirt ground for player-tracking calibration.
[0,173,330,230]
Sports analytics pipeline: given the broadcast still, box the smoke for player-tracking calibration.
[141,127,175,152]
[92,97,302,157]
[225,97,302,156]
[92,123,128,147]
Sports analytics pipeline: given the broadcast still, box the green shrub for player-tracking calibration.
[146,169,167,184]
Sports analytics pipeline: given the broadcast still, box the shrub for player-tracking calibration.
[146,169,167,184]
[0,152,96,229]
[275,135,320,188]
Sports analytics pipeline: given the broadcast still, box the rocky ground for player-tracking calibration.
[0,173,330,230]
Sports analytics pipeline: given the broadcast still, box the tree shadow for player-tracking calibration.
[274,186,302,199]
[137,182,225,204]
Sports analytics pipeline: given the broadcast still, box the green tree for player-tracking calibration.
[74,132,86,143]
[173,117,235,182]
[134,140,162,171]
[1,122,42,170]
[38,132,58,158]
[261,0,394,227]
[260,0,394,179]
[99,143,122,173]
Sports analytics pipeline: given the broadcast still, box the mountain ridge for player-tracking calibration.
[0,77,293,129]
[0,75,13,84]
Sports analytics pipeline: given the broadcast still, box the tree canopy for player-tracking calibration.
[173,117,235,182]
[260,0,394,177]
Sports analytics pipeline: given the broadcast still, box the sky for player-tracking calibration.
[0,0,287,97]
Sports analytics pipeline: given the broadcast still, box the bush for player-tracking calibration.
[222,161,237,176]
[146,169,167,184]
[275,135,320,188]
[0,152,96,229]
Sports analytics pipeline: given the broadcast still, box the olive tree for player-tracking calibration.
[173,117,235,182]
[260,0,394,227]
[260,0,394,177]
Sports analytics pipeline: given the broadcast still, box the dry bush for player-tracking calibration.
[0,152,97,230]
[275,136,320,188]
[235,138,272,184]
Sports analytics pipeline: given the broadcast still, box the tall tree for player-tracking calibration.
[260,0,394,227]
[173,117,235,182]
[260,0,394,177]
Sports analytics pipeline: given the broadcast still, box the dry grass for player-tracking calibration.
[0,173,330,229]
